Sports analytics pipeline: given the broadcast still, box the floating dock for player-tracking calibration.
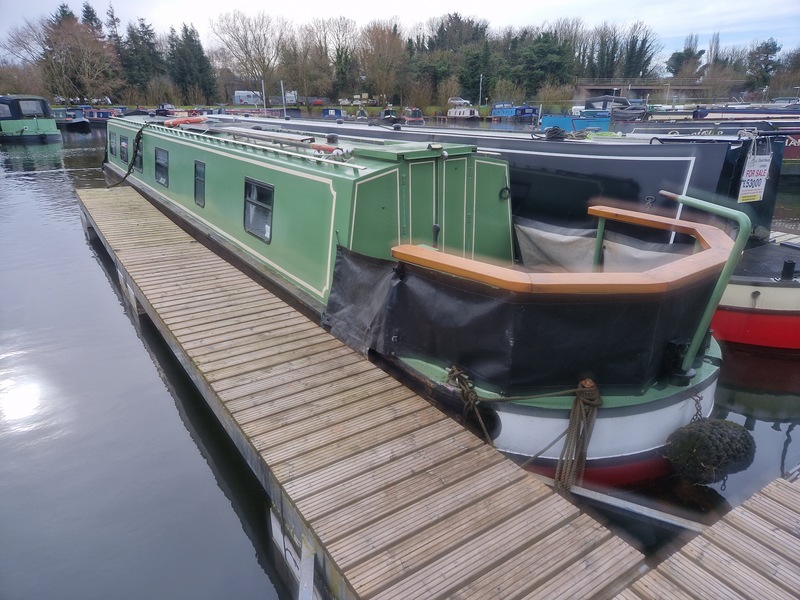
[77,187,645,599]
[615,477,800,599]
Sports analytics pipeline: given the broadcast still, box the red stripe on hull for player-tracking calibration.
[712,307,800,350]
[521,451,673,488]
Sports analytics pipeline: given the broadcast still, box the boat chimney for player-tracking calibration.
[326,133,338,144]
[780,259,796,281]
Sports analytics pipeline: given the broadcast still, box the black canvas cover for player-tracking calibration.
[323,246,716,394]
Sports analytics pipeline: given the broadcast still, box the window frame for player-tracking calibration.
[243,177,274,244]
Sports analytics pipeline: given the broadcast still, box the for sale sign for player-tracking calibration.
[738,154,771,203]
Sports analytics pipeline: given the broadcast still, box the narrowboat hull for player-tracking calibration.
[0,95,62,145]
[712,241,800,350]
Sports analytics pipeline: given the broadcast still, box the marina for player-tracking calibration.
[1,129,797,597]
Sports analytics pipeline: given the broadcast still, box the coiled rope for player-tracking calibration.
[554,379,602,494]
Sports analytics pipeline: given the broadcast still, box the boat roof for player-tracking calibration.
[111,115,482,169]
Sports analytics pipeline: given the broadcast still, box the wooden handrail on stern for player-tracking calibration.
[391,204,735,296]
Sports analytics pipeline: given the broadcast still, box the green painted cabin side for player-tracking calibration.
[105,117,512,307]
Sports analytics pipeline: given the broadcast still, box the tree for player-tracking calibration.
[279,23,333,107]
[358,21,407,103]
[666,34,705,78]
[324,17,359,99]
[513,32,572,97]
[46,19,120,100]
[619,22,660,78]
[105,4,122,50]
[210,11,287,92]
[167,24,216,103]
[746,38,782,90]
[120,19,166,95]
[81,2,104,37]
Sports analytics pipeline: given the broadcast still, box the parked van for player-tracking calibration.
[233,91,263,106]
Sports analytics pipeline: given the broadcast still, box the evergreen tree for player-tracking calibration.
[746,38,782,90]
[81,2,104,37]
[167,24,217,103]
[120,19,166,91]
[513,32,572,97]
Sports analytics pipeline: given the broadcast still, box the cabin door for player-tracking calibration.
[407,159,438,247]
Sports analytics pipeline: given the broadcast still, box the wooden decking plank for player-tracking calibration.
[258,396,429,464]
[150,285,269,312]
[328,460,528,567]
[203,336,343,381]
[200,334,338,378]
[722,507,800,566]
[170,303,305,340]
[295,432,485,521]
[372,492,585,600]
[351,477,554,598]
[268,409,449,483]
[657,552,745,598]
[245,387,417,449]
[282,419,468,500]
[742,493,800,533]
[216,350,370,403]
[358,490,575,600]
[156,294,284,323]
[703,521,800,594]
[239,380,411,439]
[148,284,267,310]
[432,512,609,600]
[627,571,695,600]
[159,296,285,327]
[182,315,316,353]
[311,444,506,542]
[519,536,643,600]
[176,308,302,343]
[680,536,790,600]
[119,247,221,269]
[192,324,326,369]
[233,369,397,427]
[759,478,800,511]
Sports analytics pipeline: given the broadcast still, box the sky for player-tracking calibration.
[2,0,799,61]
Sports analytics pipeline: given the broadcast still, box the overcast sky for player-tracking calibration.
[2,0,799,61]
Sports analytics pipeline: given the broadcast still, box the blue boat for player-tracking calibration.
[490,102,538,125]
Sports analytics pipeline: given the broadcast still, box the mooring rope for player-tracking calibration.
[108,122,150,188]
[553,379,602,494]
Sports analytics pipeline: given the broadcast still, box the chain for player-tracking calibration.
[691,393,704,423]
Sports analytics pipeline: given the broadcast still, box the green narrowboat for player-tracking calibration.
[103,115,748,487]
[0,95,62,144]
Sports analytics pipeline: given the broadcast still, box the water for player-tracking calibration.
[1,131,798,587]
[0,132,286,600]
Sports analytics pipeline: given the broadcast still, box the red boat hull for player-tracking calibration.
[712,306,800,350]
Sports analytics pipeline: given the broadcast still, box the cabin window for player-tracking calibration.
[120,135,128,163]
[133,139,143,172]
[243,178,274,244]
[155,147,169,187]
[108,132,116,157]
[19,100,46,117]
[0,104,11,119]
[194,161,205,207]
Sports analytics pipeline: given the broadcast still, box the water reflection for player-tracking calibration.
[0,379,42,421]
[0,133,283,599]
